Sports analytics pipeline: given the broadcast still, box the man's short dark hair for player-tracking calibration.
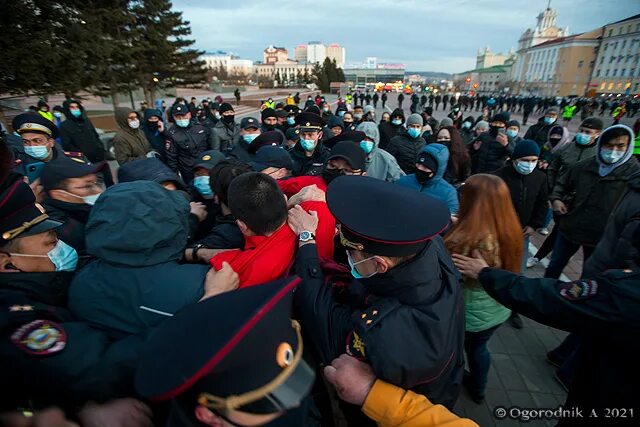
[227,172,287,236]
[210,161,252,207]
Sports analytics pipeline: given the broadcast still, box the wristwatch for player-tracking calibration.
[191,243,205,260]
[299,231,316,242]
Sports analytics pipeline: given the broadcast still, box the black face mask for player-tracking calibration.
[416,169,435,184]
[322,167,346,185]
[223,115,235,124]
[489,126,502,137]
[147,122,158,131]
[264,124,275,131]
[549,136,562,148]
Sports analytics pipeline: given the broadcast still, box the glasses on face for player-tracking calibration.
[22,137,49,146]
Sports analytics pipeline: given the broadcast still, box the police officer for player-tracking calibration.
[0,180,149,419]
[452,225,640,427]
[228,117,261,163]
[135,276,316,426]
[165,103,217,184]
[289,176,464,424]
[290,112,330,176]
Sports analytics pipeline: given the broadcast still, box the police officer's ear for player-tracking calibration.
[46,137,55,149]
[372,256,390,274]
[0,251,18,272]
[194,405,223,426]
[236,219,250,236]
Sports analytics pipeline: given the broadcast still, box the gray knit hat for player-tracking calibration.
[440,117,453,127]
[406,113,423,127]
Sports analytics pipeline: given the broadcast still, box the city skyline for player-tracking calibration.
[174,0,639,73]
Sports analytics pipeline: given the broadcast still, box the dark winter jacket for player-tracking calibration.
[385,130,426,175]
[290,141,330,177]
[227,138,253,163]
[142,109,167,156]
[583,171,640,277]
[68,182,209,336]
[41,197,93,254]
[547,140,597,192]
[195,213,245,250]
[59,99,105,163]
[117,157,187,191]
[493,164,548,229]
[396,144,459,214]
[550,128,640,247]
[469,132,515,174]
[378,108,405,150]
[212,119,240,152]
[524,117,555,148]
[164,122,216,183]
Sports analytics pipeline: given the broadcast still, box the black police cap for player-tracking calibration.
[285,128,300,141]
[327,175,450,257]
[12,113,58,139]
[248,130,284,155]
[0,180,61,245]
[327,141,366,172]
[40,155,102,192]
[193,150,226,171]
[295,112,323,131]
[240,117,260,130]
[171,104,190,116]
[135,277,314,415]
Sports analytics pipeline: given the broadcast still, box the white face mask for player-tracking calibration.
[129,119,140,129]
[59,190,101,206]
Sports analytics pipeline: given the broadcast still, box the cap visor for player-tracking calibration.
[19,218,63,239]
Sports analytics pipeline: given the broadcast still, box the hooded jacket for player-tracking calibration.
[583,171,640,277]
[117,157,187,191]
[378,108,406,150]
[385,128,427,175]
[469,130,515,174]
[112,108,151,165]
[142,109,167,155]
[356,122,405,182]
[539,125,571,165]
[396,144,459,214]
[547,132,598,192]
[68,182,209,336]
[550,125,640,246]
[59,99,105,163]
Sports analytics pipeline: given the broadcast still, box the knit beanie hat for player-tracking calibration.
[512,139,541,159]
[407,113,423,127]
[581,116,604,131]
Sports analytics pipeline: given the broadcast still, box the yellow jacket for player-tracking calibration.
[286,96,295,105]
[362,380,479,427]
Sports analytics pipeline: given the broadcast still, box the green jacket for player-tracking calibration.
[463,286,511,332]
[634,133,640,156]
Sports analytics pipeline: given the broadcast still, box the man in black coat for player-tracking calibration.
[453,223,640,427]
[291,176,464,424]
[58,99,105,163]
[290,112,330,176]
[469,112,515,173]
[493,140,548,328]
[524,107,559,147]
[164,103,216,184]
[378,108,406,150]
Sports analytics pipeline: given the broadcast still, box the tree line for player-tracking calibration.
[0,0,206,106]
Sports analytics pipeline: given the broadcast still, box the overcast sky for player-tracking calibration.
[173,0,639,73]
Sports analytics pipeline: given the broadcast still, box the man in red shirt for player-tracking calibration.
[209,172,335,287]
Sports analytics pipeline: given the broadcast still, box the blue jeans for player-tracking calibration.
[464,325,500,396]
[521,235,530,273]
[542,208,553,228]
[544,234,595,279]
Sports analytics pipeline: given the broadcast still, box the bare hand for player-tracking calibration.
[287,205,318,235]
[77,398,152,427]
[157,121,164,133]
[450,214,459,225]
[523,226,535,237]
[324,354,376,407]
[538,160,549,170]
[25,177,44,202]
[552,200,567,215]
[1,407,79,427]
[452,250,490,279]
[287,184,325,208]
[202,262,239,300]
[496,133,508,147]
[190,202,207,222]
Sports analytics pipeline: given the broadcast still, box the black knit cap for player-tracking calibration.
[219,103,234,114]
[261,108,277,121]
[580,117,604,131]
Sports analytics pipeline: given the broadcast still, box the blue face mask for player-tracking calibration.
[514,160,537,175]
[462,122,471,129]
[10,240,78,272]
[53,112,62,118]
[600,148,625,164]
[287,116,296,125]
[24,145,50,159]
[242,133,258,144]
[360,140,374,154]
[543,117,556,125]
[175,119,190,128]
[506,129,519,139]
[300,138,316,152]
[337,111,345,117]
[575,132,592,146]
[407,128,421,139]
[392,118,402,126]
[193,175,213,196]
[70,109,82,118]
[346,251,378,279]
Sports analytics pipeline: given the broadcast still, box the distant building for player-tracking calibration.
[294,45,307,62]
[228,59,254,77]
[326,44,346,67]
[263,46,289,64]
[589,14,640,95]
[343,63,406,86]
[254,60,314,83]
[201,51,233,70]
[453,59,515,95]
[476,46,515,69]
[307,42,326,64]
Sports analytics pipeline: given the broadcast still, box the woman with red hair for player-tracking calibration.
[445,174,524,403]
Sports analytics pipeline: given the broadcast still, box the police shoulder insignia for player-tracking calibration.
[345,331,367,360]
[70,157,85,164]
[11,320,67,356]
[560,280,598,301]
[202,155,211,161]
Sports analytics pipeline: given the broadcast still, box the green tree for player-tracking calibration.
[128,0,206,104]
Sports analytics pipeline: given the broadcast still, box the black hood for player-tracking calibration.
[391,108,405,122]
[62,98,86,121]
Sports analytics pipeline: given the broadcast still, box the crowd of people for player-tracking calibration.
[0,88,639,427]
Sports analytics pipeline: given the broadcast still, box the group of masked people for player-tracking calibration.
[0,94,638,427]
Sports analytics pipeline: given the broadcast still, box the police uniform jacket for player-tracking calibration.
[164,123,216,183]
[41,197,92,254]
[294,240,464,410]
[0,272,142,412]
[290,142,330,177]
[479,267,640,425]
